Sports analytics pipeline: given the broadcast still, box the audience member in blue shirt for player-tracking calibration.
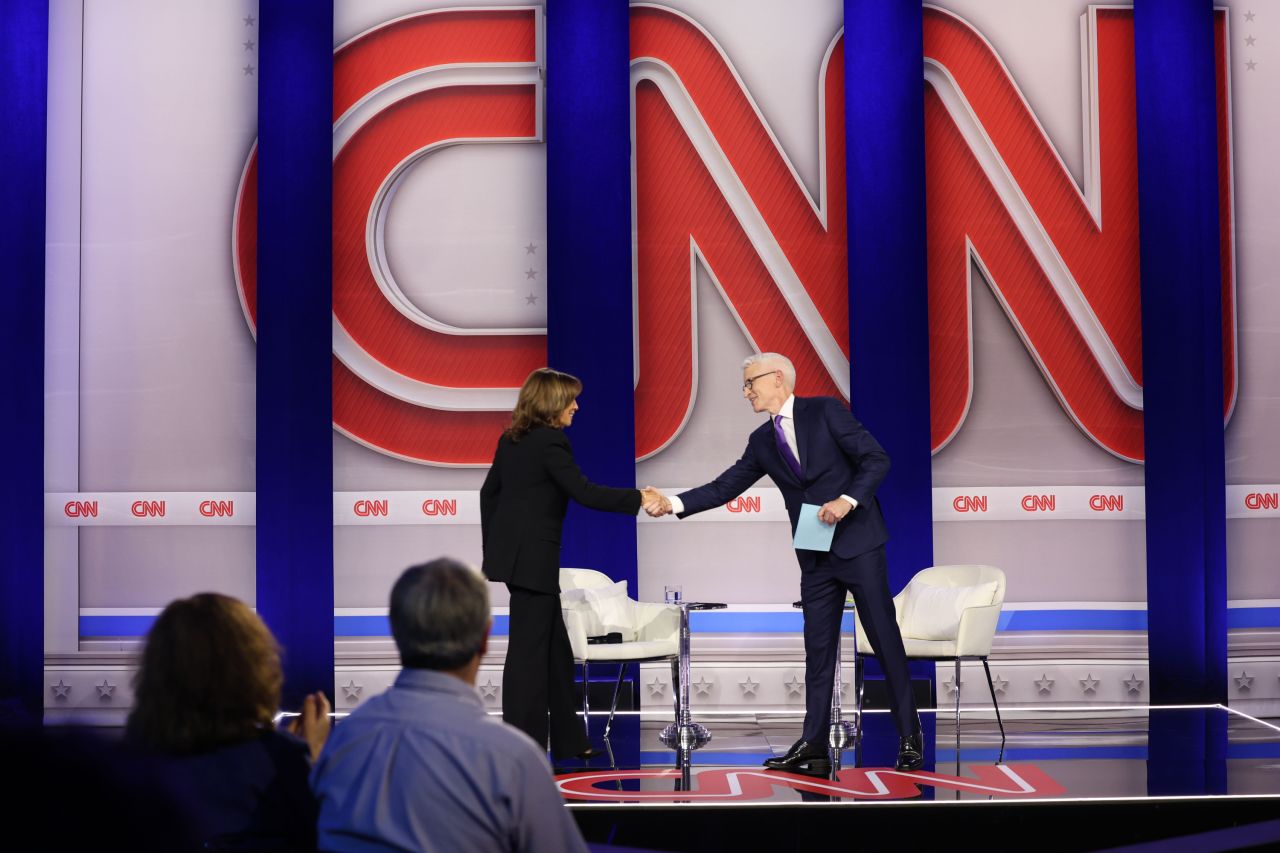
[311,558,588,853]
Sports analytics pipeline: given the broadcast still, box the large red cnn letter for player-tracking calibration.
[630,7,850,458]
[924,7,1236,461]
[234,9,542,464]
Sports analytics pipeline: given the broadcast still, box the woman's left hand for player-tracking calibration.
[287,691,332,761]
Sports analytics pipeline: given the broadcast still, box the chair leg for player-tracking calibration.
[582,660,590,738]
[954,659,962,757]
[604,663,627,739]
[982,658,1006,748]
[853,655,864,734]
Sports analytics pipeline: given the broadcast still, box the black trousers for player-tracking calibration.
[799,545,919,741]
[503,584,589,759]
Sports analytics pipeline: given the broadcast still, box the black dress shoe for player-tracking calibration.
[895,730,924,771]
[763,739,830,773]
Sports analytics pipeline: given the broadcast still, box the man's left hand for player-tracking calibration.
[817,498,852,526]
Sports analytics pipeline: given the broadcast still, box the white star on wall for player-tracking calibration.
[693,675,714,696]
[943,674,963,695]
[1034,674,1054,694]
[647,677,666,697]
[990,674,1009,695]
[50,680,71,700]
[739,676,759,696]
[478,678,500,700]
[1235,671,1254,691]
[96,679,116,700]
[342,680,363,702]
[1123,673,1144,693]
[784,675,805,697]
[1079,674,1100,694]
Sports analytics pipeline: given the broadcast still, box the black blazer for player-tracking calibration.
[676,396,891,566]
[480,426,641,593]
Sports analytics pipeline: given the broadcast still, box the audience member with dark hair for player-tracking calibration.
[312,557,588,852]
[127,592,330,850]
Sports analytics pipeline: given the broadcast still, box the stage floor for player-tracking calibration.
[554,705,1280,807]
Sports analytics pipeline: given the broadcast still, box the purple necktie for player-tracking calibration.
[773,414,803,480]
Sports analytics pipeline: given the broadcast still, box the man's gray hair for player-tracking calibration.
[390,558,490,670]
[742,352,796,390]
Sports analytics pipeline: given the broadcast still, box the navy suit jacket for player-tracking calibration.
[479,426,641,593]
[676,396,890,567]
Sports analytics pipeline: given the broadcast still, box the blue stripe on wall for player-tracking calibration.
[0,0,50,720]
[255,0,336,708]
[1134,0,1228,706]
[997,610,1148,632]
[88,607,1280,638]
[1226,608,1280,629]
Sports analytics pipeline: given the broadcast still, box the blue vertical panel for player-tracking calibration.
[256,0,335,707]
[545,0,637,589]
[844,0,933,692]
[1147,707,1227,796]
[1134,0,1226,705]
[0,0,49,720]
[844,1,932,592]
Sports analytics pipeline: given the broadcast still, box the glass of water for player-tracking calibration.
[664,584,683,604]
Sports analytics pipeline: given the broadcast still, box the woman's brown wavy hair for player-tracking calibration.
[505,367,582,441]
[126,593,283,755]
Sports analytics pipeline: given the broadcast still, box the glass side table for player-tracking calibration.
[659,601,726,750]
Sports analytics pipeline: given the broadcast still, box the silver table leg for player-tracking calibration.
[660,603,711,749]
[828,606,858,749]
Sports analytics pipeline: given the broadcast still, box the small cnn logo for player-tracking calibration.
[199,500,235,518]
[1244,492,1278,511]
[951,495,987,513]
[421,499,457,517]
[63,500,99,518]
[131,500,166,518]
[1021,494,1056,512]
[1088,494,1124,512]
[353,499,389,517]
[726,496,762,513]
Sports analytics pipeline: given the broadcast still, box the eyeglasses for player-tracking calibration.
[742,370,778,392]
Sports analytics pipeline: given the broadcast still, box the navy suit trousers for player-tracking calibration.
[799,545,918,741]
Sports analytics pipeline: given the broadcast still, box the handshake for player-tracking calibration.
[640,486,672,518]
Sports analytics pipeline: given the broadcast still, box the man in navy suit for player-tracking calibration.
[645,353,922,772]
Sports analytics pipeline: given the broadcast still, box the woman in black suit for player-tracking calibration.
[480,367,644,760]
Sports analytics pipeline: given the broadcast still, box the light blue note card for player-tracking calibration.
[793,503,835,551]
